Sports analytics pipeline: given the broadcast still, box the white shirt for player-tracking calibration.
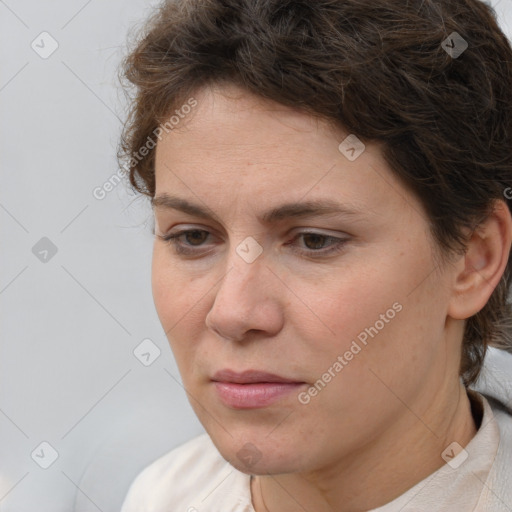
[121,353,512,511]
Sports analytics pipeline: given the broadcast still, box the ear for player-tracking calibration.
[448,200,512,320]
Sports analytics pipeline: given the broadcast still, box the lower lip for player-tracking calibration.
[213,381,305,409]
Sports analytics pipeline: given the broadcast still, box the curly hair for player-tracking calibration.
[118,0,512,386]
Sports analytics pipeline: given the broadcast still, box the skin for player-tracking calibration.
[151,82,512,511]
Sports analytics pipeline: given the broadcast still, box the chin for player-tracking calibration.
[208,427,310,475]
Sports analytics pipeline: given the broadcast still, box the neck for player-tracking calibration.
[252,379,477,512]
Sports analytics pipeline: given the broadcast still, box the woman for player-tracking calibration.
[119,0,512,510]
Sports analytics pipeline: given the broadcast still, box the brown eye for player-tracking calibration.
[286,231,349,258]
[302,233,329,250]
[159,229,214,256]
[184,230,209,246]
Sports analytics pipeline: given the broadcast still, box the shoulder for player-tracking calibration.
[476,394,512,510]
[120,433,254,512]
[486,394,512,466]
[472,347,512,455]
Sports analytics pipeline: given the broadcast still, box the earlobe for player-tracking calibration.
[448,200,512,320]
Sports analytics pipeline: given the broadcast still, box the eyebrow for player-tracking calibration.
[151,193,366,224]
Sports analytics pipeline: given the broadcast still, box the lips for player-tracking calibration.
[212,369,302,384]
[211,369,306,409]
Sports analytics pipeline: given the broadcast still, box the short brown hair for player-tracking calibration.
[118,0,512,385]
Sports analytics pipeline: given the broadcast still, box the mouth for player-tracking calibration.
[211,369,307,409]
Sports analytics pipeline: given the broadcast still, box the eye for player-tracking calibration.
[158,229,213,256]
[286,231,349,257]
[157,228,349,258]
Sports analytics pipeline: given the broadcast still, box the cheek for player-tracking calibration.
[293,250,445,380]
[151,246,222,380]
[151,246,201,322]
[296,298,443,433]
[290,264,401,352]
[151,248,176,324]
[151,248,203,355]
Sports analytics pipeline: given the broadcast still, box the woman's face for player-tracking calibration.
[151,83,458,474]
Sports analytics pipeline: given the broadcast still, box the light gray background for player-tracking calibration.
[1,1,511,511]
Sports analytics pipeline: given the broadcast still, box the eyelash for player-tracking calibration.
[158,229,348,258]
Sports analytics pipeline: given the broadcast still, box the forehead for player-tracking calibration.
[156,83,344,160]
[153,83,424,225]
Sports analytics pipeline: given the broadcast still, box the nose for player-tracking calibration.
[204,247,285,342]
